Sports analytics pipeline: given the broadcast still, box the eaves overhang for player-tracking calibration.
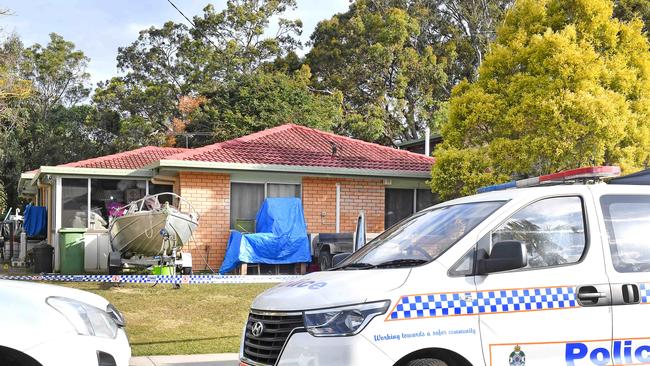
[153,160,432,179]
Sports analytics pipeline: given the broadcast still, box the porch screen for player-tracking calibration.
[384,188,414,229]
[416,189,437,211]
[61,178,88,228]
[230,183,264,230]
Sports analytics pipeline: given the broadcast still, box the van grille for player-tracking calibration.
[242,311,304,366]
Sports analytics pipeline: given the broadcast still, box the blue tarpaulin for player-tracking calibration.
[23,204,47,237]
[219,198,311,274]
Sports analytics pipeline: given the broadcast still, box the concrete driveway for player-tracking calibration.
[130,354,239,366]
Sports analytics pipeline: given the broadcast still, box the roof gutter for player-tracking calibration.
[37,166,154,178]
[18,166,154,197]
[18,172,38,196]
[154,160,432,179]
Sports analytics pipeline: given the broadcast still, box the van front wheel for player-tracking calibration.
[407,359,448,366]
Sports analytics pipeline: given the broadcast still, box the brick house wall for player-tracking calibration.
[301,177,337,233]
[302,177,385,235]
[179,172,230,270]
[339,179,385,233]
[178,174,386,271]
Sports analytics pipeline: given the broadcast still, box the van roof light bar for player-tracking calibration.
[477,166,621,193]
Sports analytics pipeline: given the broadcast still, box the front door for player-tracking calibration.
[596,190,650,365]
[475,195,612,366]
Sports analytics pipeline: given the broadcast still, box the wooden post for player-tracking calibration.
[240,262,247,275]
[299,263,307,275]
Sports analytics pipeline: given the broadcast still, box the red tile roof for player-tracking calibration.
[59,146,189,170]
[165,124,435,172]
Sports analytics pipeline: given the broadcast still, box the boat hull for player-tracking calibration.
[109,210,198,257]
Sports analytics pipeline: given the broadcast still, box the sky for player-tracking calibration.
[0,0,350,87]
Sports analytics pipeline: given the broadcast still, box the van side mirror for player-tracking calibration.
[477,241,527,275]
[332,253,352,268]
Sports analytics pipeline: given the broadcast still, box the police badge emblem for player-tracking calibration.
[509,345,526,366]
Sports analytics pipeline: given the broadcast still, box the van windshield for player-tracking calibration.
[338,201,505,269]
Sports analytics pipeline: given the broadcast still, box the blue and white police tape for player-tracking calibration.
[0,274,303,284]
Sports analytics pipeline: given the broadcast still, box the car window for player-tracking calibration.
[340,201,505,267]
[600,195,650,273]
[491,196,586,269]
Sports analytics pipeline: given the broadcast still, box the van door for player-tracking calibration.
[596,193,650,365]
[475,195,612,366]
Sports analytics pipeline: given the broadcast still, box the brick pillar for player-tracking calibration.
[179,172,230,271]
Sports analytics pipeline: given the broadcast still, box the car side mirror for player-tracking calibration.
[332,253,352,268]
[477,241,527,275]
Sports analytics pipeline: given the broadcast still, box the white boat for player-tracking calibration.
[108,193,199,257]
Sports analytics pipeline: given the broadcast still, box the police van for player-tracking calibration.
[239,166,650,366]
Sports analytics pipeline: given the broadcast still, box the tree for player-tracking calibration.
[430,0,650,200]
[95,0,310,147]
[186,65,342,145]
[3,34,112,209]
[306,0,512,144]
[19,33,90,122]
[0,33,30,212]
[614,0,650,38]
[307,0,449,143]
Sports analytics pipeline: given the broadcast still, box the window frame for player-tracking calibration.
[57,176,156,229]
[229,181,302,230]
[384,188,437,229]
[599,194,650,273]
[472,195,591,275]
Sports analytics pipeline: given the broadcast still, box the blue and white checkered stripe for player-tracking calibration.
[0,274,301,284]
[640,283,650,303]
[388,286,577,321]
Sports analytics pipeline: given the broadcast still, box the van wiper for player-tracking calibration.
[375,259,428,268]
[336,262,377,270]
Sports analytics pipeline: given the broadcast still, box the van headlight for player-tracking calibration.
[303,301,390,337]
[46,297,119,339]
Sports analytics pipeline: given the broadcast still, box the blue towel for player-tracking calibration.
[24,204,47,237]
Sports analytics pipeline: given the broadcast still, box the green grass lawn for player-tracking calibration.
[58,282,274,356]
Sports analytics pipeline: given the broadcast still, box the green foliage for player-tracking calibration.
[614,0,650,37]
[187,65,341,145]
[306,0,511,144]
[1,33,116,209]
[94,0,314,147]
[431,0,650,200]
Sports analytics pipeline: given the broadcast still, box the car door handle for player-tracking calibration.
[622,284,640,304]
[576,285,611,306]
[578,292,607,300]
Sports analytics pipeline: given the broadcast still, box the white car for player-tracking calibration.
[0,279,131,366]
[239,167,650,366]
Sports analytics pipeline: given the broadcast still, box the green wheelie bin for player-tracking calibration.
[59,228,86,274]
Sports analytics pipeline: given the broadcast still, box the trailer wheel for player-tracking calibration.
[319,249,333,270]
[406,359,448,366]
[108,252,122,275]
[108,264,122,275]
[182,267,192,275]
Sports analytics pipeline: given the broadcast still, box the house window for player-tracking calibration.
[59,178,151,229]
[231,183,265,230]
[90,179,146,224]
[149,183,175,205]
[230,182,301,230]
[268,183,301,198]
[61,178,89,228]
[385,188,437,228]
[417,189,437,211]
